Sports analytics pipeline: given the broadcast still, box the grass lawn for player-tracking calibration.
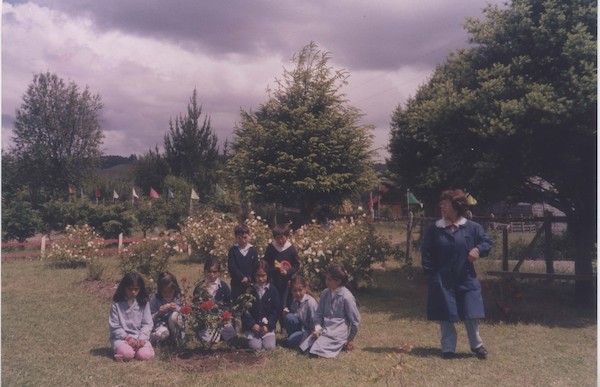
[2,255,596,386]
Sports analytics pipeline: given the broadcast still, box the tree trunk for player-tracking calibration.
[569,216,596,306]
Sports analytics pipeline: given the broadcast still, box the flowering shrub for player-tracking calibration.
[180,210,271,268]
[47,224,104,268]
[119,235,185,291]
[293,217,392,289]
[187,282,255,349]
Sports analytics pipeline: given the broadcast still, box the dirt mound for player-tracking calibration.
[172,347,266,372]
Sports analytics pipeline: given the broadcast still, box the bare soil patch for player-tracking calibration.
[80,279,118,302]
[171,347,266,372]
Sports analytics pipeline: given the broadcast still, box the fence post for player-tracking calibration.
[544,213,554,274]
[502,227,509,271]
[118,233,124,254]
[405,211,414,266]
[41,235,47,258]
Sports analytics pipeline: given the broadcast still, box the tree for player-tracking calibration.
[228,42,376,221]
[1,199,40,243]
[133,146,170,194]
[164,89,219,195]
[11,72,104,205]
[388,0,596,302]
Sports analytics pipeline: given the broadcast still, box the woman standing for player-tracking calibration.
[421,189,492,360]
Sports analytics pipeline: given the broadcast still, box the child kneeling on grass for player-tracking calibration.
[242,259,279,350]
[193,256,236,343]
[283,275,318,349]
[302,265,360,358]
[149,271,186,344]
[109,272,155,361]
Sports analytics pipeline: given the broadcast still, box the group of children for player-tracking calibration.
[108,223,361,361]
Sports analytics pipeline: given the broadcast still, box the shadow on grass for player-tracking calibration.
[360,268,597,329]
[90,347,114,359]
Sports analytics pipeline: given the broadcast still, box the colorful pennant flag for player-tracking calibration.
[132,188,139,199]
[68,185,74,195]
[113,190,119,199]
[168,189,174,199]
[149,187,160,199]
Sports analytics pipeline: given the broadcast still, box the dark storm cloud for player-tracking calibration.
[3,0,506,158]
[32,0,496,70]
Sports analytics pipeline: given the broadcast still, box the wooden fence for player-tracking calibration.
[404,214,594,282]
[1,234,143,260]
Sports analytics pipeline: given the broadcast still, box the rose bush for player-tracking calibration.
[293,217,392,289]
[47,224,104,268]
[119,234,185,292]
[180,210,271,269]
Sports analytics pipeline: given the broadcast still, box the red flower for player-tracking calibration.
[223,310,232,321]
[200,300,216,310]
[180,305,192,315]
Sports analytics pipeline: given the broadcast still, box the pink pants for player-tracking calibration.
[114,343,155,361]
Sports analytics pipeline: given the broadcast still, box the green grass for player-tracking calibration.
[2,256,596,386]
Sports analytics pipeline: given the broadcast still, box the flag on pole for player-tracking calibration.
[191,188,200,200]
[215,183,226,197]
[132,188,139,199]
[465,192,478,206]
[368,192,374,211]
[407,189,422,210]
[113,190,119,199]
[95,187,101,198]
[149,187,160,199]
[68,185,74,195]
[80,187,84,199]
[168,189,174,199]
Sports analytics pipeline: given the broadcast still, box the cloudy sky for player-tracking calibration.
[2,0,505,161]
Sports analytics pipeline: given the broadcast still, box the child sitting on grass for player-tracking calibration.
[109,272,155,361]
[283,275,319,349]
[242,259,279,350]
[149,271,186,344]
[304,265,360,358]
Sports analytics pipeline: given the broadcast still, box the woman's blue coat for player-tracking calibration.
[421,218,492,322]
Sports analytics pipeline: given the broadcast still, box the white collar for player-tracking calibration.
[237,243,253,254]
[435,217,467,228]
[273,240,292,252]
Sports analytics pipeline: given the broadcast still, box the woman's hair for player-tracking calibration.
[204,256,222,272]
[156,271,182,299]
[113,272,150,305]
[327,264,349,286]
[271,224,290,237]
[253,259,271,281]
[234,223,250,236]
[440,189,469,217]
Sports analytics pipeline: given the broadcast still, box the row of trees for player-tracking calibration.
[2,0,595,301]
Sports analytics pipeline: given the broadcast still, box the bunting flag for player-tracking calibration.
[113,190,119,199]
[190,188,200,200]
[95,187,101,198]
[149,187,160,199]
[465,192,478,206]
[168,189,174,199]
[132,188,139,199]
[68,185,75,195]
[407,189,423,209]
